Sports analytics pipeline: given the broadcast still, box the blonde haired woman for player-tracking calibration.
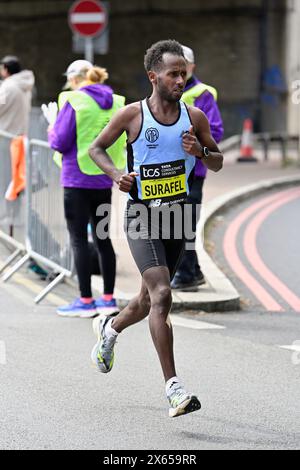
[48,60,125,318]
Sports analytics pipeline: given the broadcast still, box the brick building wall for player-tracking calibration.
[0,0,288,136]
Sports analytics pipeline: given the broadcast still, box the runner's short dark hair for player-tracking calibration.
[144,40,184,72]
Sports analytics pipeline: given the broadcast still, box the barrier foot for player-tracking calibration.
[0,248,23,275]
[1,254,31,282]
[34,271,66,304]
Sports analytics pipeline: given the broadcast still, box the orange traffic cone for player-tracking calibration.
[237,119,257,162]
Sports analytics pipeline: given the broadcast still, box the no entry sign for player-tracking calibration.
[69,0,107,38]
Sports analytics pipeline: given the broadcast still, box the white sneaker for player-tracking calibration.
[167,383,201,418]
[91,315,117,373]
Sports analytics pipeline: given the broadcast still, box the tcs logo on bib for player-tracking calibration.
[142,167,160,178]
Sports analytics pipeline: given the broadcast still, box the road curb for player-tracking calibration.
[190,174,300,313]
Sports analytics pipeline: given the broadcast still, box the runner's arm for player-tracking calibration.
[182,107,223,172]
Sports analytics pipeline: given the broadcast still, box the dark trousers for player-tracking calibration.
[175,176,205,282]
[64,188,116,298]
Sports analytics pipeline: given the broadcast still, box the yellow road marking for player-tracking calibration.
[0,270,67,307]
[13,273,66,306]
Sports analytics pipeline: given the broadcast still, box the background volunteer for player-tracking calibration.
[48,60,125,318]
[171,45,224,290]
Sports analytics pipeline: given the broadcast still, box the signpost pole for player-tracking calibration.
[85,37,94,63]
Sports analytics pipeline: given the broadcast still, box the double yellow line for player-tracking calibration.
[0,266,66,307]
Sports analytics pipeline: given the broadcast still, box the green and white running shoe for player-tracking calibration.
[91,314,117,373]
[167,383,201,418]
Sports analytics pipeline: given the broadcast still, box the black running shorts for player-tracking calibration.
[124,201,187,280]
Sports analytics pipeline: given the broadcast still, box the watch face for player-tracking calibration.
[203,147,210,157]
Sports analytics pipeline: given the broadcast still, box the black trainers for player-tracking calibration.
[170,277,199,292]
[195,272,206,286]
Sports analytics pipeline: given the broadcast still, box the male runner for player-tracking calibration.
[89,40,223,418]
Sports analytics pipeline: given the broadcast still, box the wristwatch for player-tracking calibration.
[203,147,210,158]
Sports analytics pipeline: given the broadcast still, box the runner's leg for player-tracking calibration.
[143,265,176,382]
[111,280,151,332]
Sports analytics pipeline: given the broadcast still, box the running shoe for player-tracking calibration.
[167,383,201,418]
[91,314,117,373]
[57,298,97,318]
[95,297,120,316]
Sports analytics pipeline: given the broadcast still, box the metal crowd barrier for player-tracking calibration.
[1,138,73,303]
[28,107,48,141]
[0,130,26,274]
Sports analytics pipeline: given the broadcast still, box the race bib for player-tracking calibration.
[140,160,187,205]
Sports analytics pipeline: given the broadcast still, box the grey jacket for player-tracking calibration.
[0,70,35,135]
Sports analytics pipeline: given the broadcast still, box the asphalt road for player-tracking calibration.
[1,187,300,450]
[209,185,300,312]
[0,287,299,450]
